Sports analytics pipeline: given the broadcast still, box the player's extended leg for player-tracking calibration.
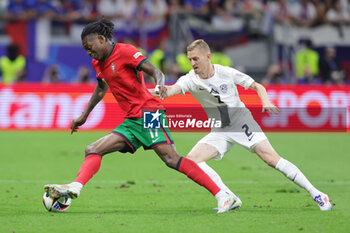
[187,143,242,210]
[253,139,331,211]
[45,133,127,199]
[153,144,235,213]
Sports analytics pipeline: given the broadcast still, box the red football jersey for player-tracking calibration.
[92,43,163,118]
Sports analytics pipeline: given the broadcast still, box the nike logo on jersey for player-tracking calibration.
[97,72,101,77]
[152,137,160,143]
[248,134,255,141]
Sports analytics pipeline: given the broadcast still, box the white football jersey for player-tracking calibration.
[176,64,255,127]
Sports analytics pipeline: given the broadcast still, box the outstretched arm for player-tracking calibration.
[165,84,182,97]
[71,78,109,134]
[149,84,182,99]
[249,81,280,114]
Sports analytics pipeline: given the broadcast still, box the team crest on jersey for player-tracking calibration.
[110,62,118,77]
[111,62,116,72]
[220,84,228,93]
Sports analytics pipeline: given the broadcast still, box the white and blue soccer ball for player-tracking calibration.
[42,192,71,212]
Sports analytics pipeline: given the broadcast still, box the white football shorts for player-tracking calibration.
[196,108,267,160]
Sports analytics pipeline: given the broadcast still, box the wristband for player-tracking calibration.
[154,85,160,93]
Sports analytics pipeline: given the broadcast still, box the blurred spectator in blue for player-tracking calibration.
[42,64,62,83]
[74,66,95,84]
[184,0,209,13]
[68,0,82,9]
[69,0,98,40]
[55,0,79,21]
[319,46,345,84]
[0,44,26,85]
[29,0,57,19]
[3,0,31,20]
[53,0,91,36]
[295,39,319,84]
[55,0,97,23]
[184,0,210,21]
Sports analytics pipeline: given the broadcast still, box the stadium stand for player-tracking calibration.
[0,0,349,84]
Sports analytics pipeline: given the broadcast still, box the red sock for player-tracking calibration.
[74,154,102,185]
[178,157,220,196]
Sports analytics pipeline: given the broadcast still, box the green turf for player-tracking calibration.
[0,131,349,233]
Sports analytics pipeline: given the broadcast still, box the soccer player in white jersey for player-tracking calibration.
[154,39,331,211]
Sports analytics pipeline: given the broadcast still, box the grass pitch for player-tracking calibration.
[0,131,349,233]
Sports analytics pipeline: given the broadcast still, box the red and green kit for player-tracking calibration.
[91,43,173,152]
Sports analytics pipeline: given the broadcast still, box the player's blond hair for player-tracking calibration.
[187,39,211,53]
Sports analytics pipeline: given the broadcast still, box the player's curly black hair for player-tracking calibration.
[81,18,114,41]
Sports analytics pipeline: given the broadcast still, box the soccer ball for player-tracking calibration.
[42,192,71,212]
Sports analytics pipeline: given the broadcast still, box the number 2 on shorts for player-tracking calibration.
[242,124,252,138]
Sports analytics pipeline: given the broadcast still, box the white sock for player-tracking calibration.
[69,182,83,191]
[198,162,235,196]
[215,190,228,201]
[275,158,319,198]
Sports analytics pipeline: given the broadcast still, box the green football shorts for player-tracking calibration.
[112,111,174,153]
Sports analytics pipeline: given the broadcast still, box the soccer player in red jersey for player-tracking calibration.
[44,19,236,213]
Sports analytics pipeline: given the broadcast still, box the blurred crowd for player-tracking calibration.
[0,0,349,85]
[271,0,350,27]
[1,0,349,30]
[262,38,346,85]
[1,0,349,29]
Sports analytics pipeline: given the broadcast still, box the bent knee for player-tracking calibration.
[85,144,99,155]
[256,150,279,167]
[160,152,180,168]
[186,154,201,163]
[164,156,180,168]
